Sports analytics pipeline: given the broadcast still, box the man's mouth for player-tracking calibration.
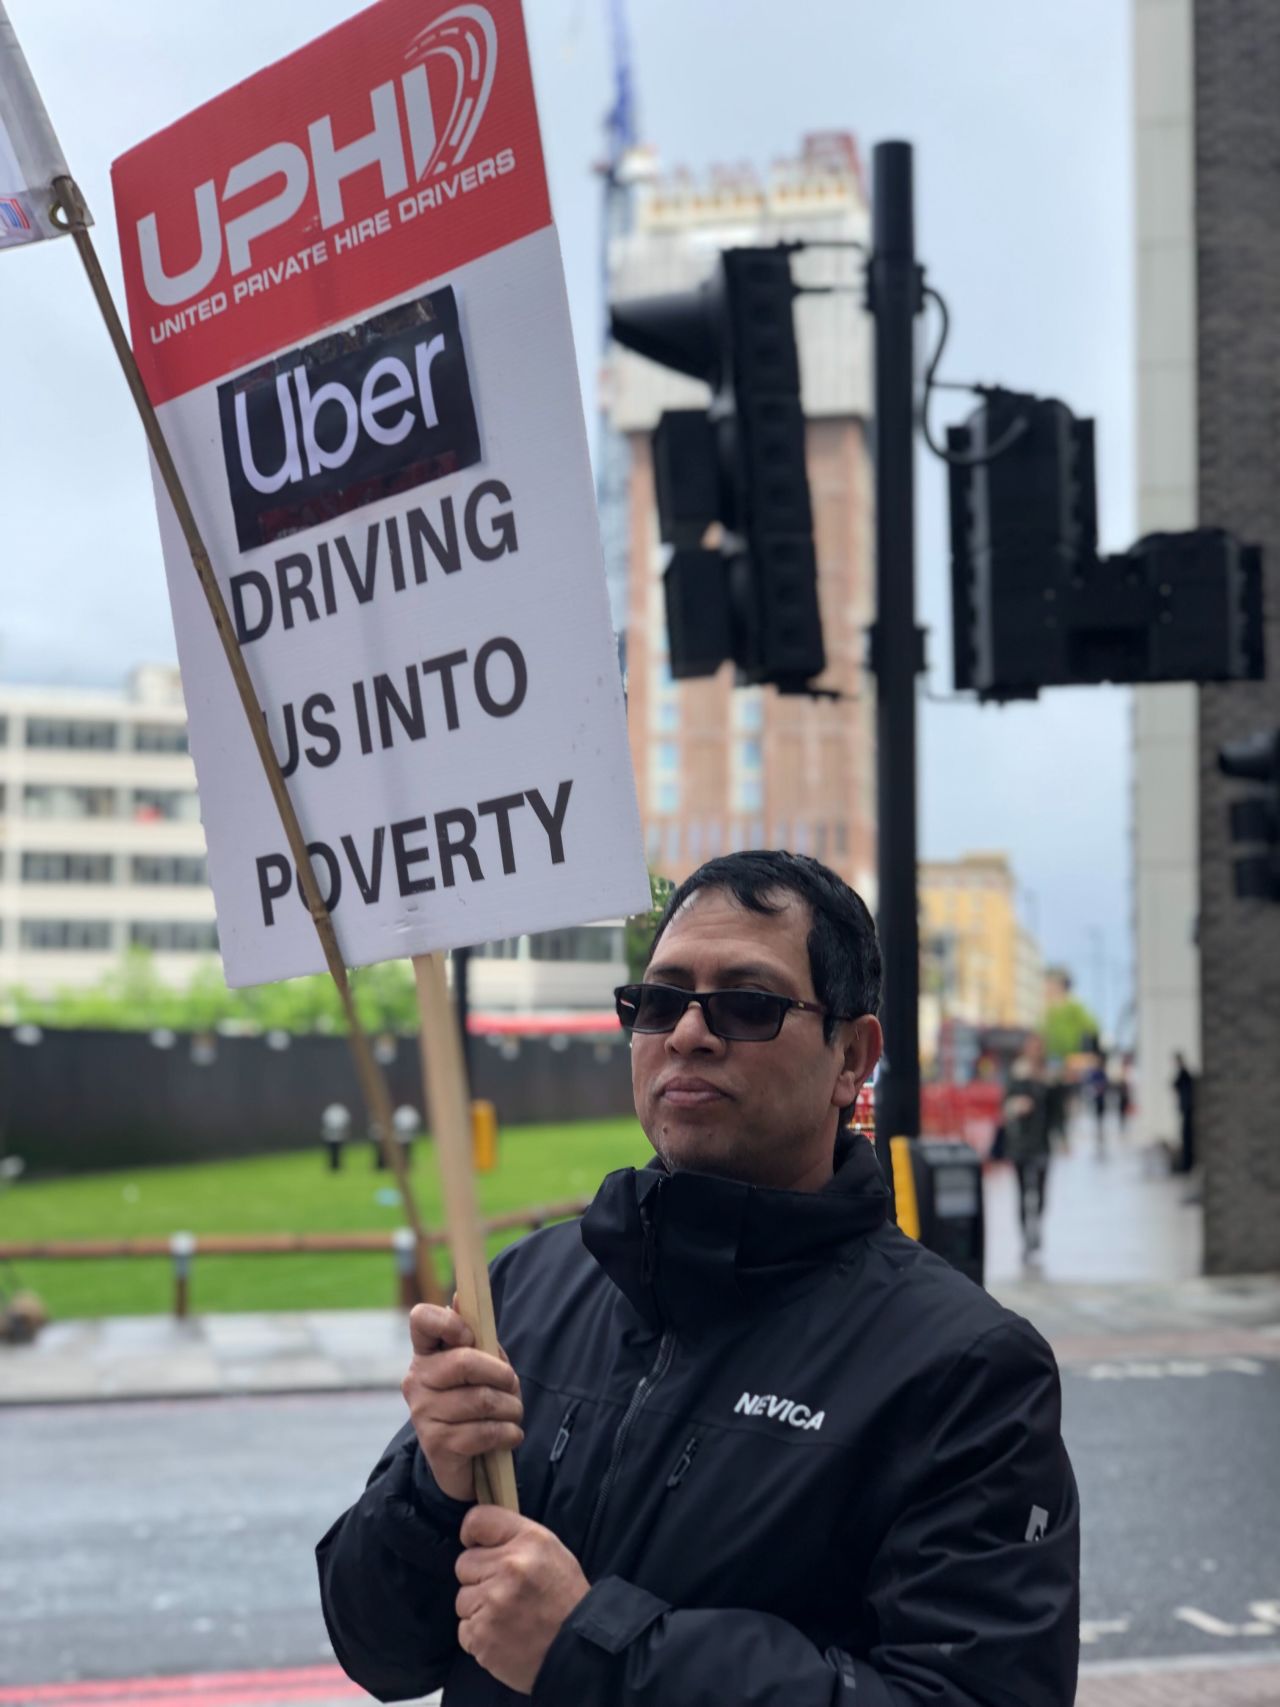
[659,1077,728,1107]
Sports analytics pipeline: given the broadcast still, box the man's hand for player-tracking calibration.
[402,1302,523,1504]
[455,1506,591,1693]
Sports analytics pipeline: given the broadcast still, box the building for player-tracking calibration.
[918,853,1045,1062]
[0,668,625,1011]
[1132,0,1280,1272]
[1132,0,1201,1147]
[0,667,215,995]
[606,134,877,899]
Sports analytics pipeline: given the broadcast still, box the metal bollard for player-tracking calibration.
[392,1227,420,1310]
[170,1230,197,1319]
[321,1103,351,1173]
[392,1105,420,1169]
[472,1099,499,1172]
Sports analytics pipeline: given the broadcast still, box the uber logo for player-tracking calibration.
[218,284,480,552]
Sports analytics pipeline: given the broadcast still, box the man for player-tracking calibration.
[317,851,1079,1705]
[1002,1037,1053,1262]
[1172,1051,1196,1175]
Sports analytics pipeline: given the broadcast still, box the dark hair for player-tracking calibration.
[648,850,882,1042]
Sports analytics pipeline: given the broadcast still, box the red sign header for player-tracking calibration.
[113,0,551,405]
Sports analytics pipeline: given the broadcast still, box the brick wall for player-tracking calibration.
[1194,1,1280,1271]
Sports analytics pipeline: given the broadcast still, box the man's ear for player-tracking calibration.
[832,1015,883,1110]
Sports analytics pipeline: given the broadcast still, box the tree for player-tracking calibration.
[625,872,677,984]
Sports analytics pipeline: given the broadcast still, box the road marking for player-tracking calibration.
[1081,1357,1265,1380]
[1175,1604,1280,1638]
[1080,1617,1132,1644]
[0,1666,373,1706]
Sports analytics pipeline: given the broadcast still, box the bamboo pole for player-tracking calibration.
[414,951,519,1512]
[51,175,442,1307]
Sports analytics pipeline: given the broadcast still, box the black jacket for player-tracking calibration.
[317,1136,1079,1705]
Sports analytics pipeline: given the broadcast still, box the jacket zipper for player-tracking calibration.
[549,1400,581,1469]
[666,1435,699,1489]
[580,1327,676,1574]
[580,1182,673,1574]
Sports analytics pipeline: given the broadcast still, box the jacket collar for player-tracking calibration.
[580,1132,889,1335]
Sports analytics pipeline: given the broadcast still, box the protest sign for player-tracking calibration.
[112,0,649,988]
[0,2,87,246]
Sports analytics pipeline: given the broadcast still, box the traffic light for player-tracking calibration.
[610,247,825,692]
[949,391,1265,698]
[1218,728,1280,902]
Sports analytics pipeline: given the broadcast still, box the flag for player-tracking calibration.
[0,1,87,248]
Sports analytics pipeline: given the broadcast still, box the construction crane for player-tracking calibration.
[594,0,644,672]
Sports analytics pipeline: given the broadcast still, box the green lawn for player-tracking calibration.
[0,1118,649,1320]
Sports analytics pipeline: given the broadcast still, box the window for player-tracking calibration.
[655,699,680,734]
[129,921,219,952]
[131,855,208,886]
[687,821,703,861]
[815,823,829,860]
[835,822,849,855]
[654,778,680,813]
[22,852,114,883]
[663,822,681,864]
[0,716,7,745]
[654,740,679,772]
[23,784,116,820]
[706,819,723,856]
[734,693,764,733]
[795,822,811,856]
[645,821,663,862]
[25,718,117,750]
[730,822,747,853]
[20,919,113,950]
[733,776,762,813]
[526,925,624,963]
[130,789,200,824]
[132,723,189,754]
[737,738,762,772]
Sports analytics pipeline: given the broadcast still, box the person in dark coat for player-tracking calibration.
[1172,1051,1197,1174]
[317,851,1080,1706]
[1003,1039,1054,1260]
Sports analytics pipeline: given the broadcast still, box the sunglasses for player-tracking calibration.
[614,982,846,1043]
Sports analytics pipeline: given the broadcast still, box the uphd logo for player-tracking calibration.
[137,4,498,309]
[218,285,481,554]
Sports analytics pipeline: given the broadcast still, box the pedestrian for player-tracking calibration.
[1172,1051,1196,1175]
[1116,1058,1133,1140]
[1003,1038,1054,1262]
[317,851,1080,1706]
[1086,1058,1109,1156]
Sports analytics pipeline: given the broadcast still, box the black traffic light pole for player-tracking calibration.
[868,142,925,1167]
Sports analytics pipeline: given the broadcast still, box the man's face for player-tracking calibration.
[630,887,881,1192]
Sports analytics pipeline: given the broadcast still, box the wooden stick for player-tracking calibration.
[50,176,443,1307]
[413,951,520,1513]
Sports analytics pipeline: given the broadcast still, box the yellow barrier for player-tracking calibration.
[889,1136,920,1241]
[472,1098,499,1172]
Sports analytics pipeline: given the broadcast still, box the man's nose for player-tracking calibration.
[666,999,723,1052]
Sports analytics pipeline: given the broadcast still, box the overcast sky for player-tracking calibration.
[0,0,1133,1029]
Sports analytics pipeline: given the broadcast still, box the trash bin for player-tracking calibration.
[894,1138,985,1287]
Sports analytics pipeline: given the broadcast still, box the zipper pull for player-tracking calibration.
[550,1401,580,1465]
[666,1436,699,1489]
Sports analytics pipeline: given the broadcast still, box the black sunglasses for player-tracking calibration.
[614,982,846,1043]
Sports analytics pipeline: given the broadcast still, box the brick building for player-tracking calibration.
[606,135,877,900]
